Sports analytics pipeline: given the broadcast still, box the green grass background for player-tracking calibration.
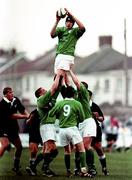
[0,147,132,180]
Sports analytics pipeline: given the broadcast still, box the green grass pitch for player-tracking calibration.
[0,147,132,180]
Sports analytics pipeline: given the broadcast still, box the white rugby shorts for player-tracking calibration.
[54,54,74,74]
[59,126,83,146]
[79,118,97,137]
[40,124,56,143]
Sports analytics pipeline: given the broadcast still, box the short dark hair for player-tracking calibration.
[88,90,92,97]
[61,85,67,99]
[35,88,42,98]
[3,87,12,95]
[65,86,75,98]
[81,81,88,89]
[65,16,75,25]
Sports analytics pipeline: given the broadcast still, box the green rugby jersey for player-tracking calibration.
[54,27,85,56]
[37,90,58,125]
[49,98,85,128]
[76,83,92,119]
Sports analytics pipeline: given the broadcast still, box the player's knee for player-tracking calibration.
[31,147,38,154]
[94,142,101,149]
[84,143,92,150]
[30,143,38,154]
[107,143,112,148]
[0,142,5,157]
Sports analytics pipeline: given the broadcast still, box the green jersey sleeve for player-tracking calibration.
[49,101,60,119]
[77,83,92,119]
[54,27,64,37]
[37,90,51,108]
[73,27,86,39]
[77,101,85,123]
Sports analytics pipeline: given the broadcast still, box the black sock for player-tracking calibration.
[35,153,44,167]
[42,153,51,170]
[75,151,80,170]
[64,154,70,171]
[14,158,20,169]
[50,149,58,159]
[30,159,35,166]
[99,156,107,169]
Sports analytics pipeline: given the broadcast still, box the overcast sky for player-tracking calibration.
[0,0,131,59]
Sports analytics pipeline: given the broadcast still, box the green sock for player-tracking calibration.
[86,149,95,170]
[79,152,86,168]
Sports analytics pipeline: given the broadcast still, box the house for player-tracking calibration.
[0,36,132,107]
[74,36,132,106]
[0,48,56,104]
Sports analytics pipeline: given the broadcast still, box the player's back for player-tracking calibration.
[54,98,84,128]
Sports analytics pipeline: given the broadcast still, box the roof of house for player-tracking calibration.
[0,48,55,76]
[1,45,132,77]
[74,45,132,74]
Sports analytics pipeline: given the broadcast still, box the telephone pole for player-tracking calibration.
[124,19,128,107]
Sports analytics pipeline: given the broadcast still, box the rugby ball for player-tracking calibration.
[57,8,67,18]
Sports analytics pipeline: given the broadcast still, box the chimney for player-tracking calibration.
[99,35,112,48]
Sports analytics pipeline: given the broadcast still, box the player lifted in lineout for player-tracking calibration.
[50,8,85,86]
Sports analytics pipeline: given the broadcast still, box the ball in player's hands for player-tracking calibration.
[57,8,67,18]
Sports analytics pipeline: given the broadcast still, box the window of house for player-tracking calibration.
[104,79,109,93]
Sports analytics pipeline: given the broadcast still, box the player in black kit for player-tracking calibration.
[26,109,42,176]
[0,87,29,175]
[89,90,109,176]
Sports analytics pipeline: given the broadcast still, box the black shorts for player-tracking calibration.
[92,125,102,144]
[29,132,42,145]
[106,133,118,142]
[0,131,8,138]
[7,131,20,143]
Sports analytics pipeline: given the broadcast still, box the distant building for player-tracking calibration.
[74,36,132,106]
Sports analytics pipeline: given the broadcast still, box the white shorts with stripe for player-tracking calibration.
[54,54,74,74]
[59,126,83,147]
[40,124,56,143]
[79,118,97,137]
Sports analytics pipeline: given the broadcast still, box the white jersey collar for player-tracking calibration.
[3,97,16,105]
[65,97,74,100]
[3,97,11,103]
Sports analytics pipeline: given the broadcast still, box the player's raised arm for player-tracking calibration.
[69,70,81,90]
[64,8,85,31]
[50,11,61,38]
[50,73,63,96]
